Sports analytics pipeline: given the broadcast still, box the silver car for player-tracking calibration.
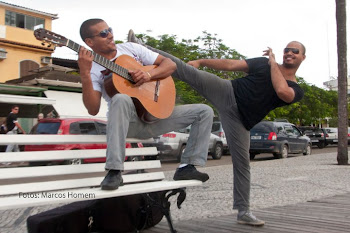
[157,127,223,161]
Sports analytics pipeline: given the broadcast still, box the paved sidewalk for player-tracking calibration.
[1,152,349,232]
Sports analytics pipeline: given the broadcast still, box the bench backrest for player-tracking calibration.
[0,135,161,196]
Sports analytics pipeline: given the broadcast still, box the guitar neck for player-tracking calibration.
[66,39,134,82]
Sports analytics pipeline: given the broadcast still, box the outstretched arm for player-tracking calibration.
[263,47,295,103]
[187,59,249,73]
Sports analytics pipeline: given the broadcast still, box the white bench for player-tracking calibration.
[0,134,202,232]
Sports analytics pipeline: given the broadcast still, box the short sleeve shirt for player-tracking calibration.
[90,42,159,109]
[6,112,18,131]
[231,57,304,130]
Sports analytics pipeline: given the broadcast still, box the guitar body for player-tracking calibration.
[104,55,176,120]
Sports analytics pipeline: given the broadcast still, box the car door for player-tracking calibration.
[284,125,299,152]
[291,126,306,152]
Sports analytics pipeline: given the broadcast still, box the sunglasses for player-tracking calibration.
[284,47,300,54]
[89,27,113,38]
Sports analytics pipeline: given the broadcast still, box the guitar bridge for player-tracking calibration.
[154,80,160,102]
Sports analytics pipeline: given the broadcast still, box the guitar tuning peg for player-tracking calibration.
[47,44,52,48]
[41,42,45,46]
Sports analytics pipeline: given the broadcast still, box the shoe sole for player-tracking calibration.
[101,181,124,190]
[173,175,209,182]
[237,220,265,226]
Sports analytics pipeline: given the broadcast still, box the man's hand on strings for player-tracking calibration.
[129,70,151,87]
[78,47,94,77]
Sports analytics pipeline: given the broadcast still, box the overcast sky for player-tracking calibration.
[3,0,350,88]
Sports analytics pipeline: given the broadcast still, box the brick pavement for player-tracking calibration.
[1,152,349,232]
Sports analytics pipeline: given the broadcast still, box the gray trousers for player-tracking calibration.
[147,47,251,212]
[6,130,20,152]
[106,94,213,171]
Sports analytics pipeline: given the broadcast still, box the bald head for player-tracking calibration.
[287,41,306,55]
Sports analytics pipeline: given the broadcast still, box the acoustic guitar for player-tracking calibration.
[34,28,176,121]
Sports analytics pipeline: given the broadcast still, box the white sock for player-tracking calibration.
[178,164,188,168]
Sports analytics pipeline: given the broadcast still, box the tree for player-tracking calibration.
[335,0,348,165]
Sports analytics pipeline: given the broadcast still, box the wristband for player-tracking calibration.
[146,71,152,78]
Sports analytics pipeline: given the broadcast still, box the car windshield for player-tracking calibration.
[31,122,61,134]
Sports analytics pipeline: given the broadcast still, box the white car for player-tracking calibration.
[157,127,223,161]
[211,121,229,154]
[156,128,190,161]
[325,127,338,145]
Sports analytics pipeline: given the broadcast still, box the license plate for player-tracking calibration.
[311,140,319,142]
[251,136,262,140]
[334,140,338,142]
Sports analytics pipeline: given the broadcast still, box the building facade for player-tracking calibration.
[0,1,58,83]
[323,77,350,94]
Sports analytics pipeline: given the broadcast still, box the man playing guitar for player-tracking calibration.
[78,19,213,190]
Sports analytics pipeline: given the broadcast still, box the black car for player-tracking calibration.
[298,126,327,148]
[249,121,312,160]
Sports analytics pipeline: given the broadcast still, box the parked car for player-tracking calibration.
[157,127,224,161]
[324,127,338,145]
[249,121,312,160]
[25,118,143,165]
[298,126,328,148]
[211,121,229,154]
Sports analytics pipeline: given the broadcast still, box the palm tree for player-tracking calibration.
[335,0,348,165]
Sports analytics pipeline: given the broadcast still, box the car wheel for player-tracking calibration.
[276,144,288,159]
[303,143,312,155]
[128,156,143,161]
[64,158,83,165]
[211,143,223,160]
[317,141,325,149]
[177,144,186,162]
[250,153,256,160]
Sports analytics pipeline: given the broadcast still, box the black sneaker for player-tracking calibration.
[173,165,209,182]
[101,170,124,190]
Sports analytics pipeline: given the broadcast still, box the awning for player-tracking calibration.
[44,90,108,120]
[0,94,55,105]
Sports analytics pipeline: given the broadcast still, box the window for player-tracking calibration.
[32,122,61,134]
[292,126,301,136]
[5,10,45,30]
[284,126,294,135]
[69,122,98,135]
[96,122,107,135]
[20,60,39,77]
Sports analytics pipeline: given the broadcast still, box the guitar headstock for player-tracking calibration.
[34,28,68,47]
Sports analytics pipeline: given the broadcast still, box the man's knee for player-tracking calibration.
[111,94,134,108]
[200,104,214,119]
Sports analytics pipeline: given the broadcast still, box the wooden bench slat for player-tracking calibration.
[0,135,155,145]
[0,172,166,196]
[0,180,202,210]
[0,147,158,163]
[0,161,161,179]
